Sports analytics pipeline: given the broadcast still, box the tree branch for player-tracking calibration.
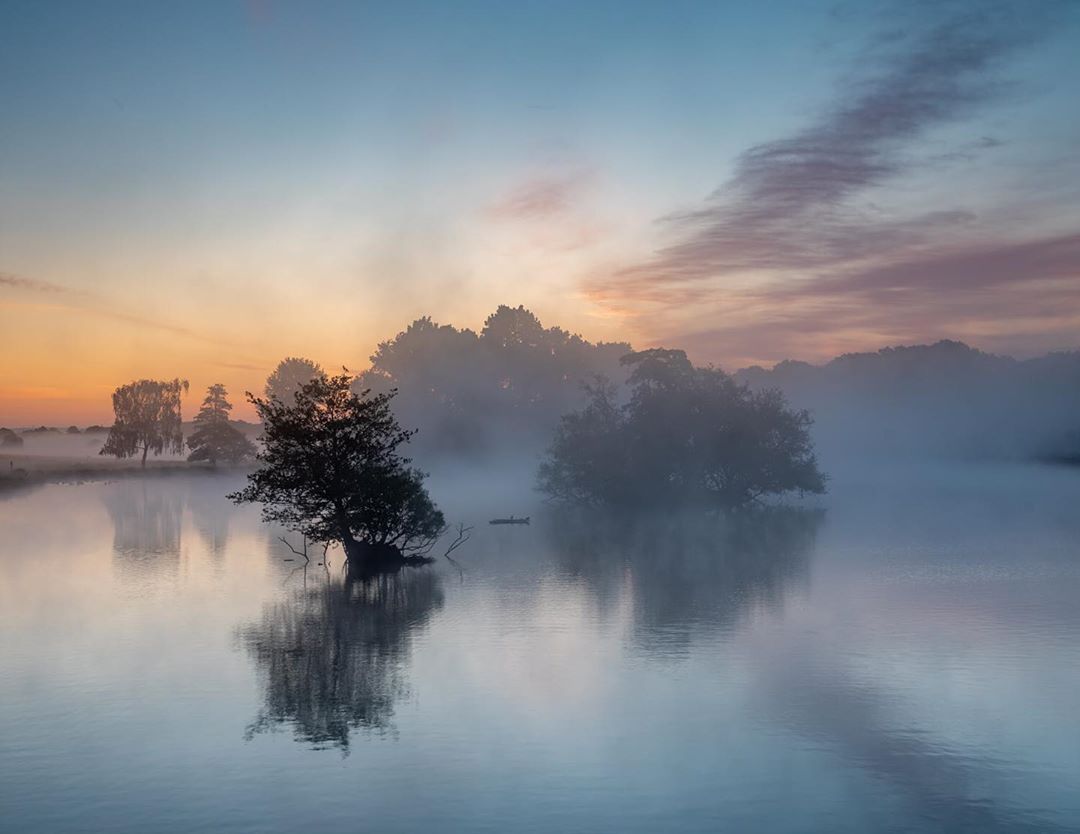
[442,523,473,579]
[279,535,310,564]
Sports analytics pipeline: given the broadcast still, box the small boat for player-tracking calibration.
[489,515,530,525]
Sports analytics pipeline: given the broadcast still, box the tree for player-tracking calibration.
[481,304,545,349]
[539,349,825,509]
[100,378,189,467]
[230,372,445,575]
[0,427,23,448]
[352,306,631,457]
[187,384,256,466]
[265,357,325,404]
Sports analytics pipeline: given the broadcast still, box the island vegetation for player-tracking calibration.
[539,348,825,508]
[229,372,448,576]
[15,304,1080,572]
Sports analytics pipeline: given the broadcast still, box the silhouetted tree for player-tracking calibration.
[0,427,23,448]
[230,373,445,575]
[539,349,825,508]
[187,384,255,466]
[66,425,81,434]
[353,305,631,457]
[481,303,545,349]
[100,378,188,467]
[265,356,325,404]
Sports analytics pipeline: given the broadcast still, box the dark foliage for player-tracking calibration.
[353,305,631,458]
[539,348,825,509]
[100,378,189,467]
[230,373,445,571]
[187,384,256,466]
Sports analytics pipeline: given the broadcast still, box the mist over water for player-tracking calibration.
[4,0,1080,829]
[2,463,1079,833]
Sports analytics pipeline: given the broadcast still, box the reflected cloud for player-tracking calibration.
[239,571,444,751]
[755,639,1071,833]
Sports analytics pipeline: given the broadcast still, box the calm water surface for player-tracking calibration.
[2,464,1079,833]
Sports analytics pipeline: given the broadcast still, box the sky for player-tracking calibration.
[1,0,1079,424]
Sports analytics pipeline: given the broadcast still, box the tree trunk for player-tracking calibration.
[141,444,148,468]
[341,535,408,579]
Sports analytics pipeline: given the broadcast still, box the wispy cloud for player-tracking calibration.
[672,233,1080,365]
[2,269,259,353]
[622,2,1051,282]
[488,170,593,221]
[0,271,72,294]
[591,1,1079,363]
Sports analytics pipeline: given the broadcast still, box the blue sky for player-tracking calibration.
[1,0,1079,421]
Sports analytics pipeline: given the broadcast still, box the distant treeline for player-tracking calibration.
[351,305,631,459]
[341,312,1080,466]
[11,310,1080,468]
[735,340,1080,463]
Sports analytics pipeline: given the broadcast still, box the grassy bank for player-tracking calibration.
[0,454,249,495]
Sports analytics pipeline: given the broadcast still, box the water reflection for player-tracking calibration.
[546,507,822,653]
[757,641,1073,833]
[102,480,184,581]
[239,571,444,750]
[186,481,232,564]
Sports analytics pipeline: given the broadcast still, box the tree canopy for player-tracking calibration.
[100,378,189,466]
[539,349,825,509]
[230,373,445,574]
[265,356,325,403]
[187,384,256,466]
[353,305,631,457]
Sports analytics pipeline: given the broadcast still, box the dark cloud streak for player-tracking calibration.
[2,269,262,354]
[595,1,1079,363]
[0,271,71,294]
[623,2,1054,283]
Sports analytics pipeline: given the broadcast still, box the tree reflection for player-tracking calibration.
[239,570,444,750]
[546,507,822,652]
[184,480,233,564]
[102,480,184,581]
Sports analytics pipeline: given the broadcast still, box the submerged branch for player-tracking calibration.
[442,523,473,579]
[279,536,311,564]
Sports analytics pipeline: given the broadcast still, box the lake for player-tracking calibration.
[2,463,1079,833]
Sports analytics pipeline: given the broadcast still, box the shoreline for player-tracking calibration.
[0,455,251,495]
